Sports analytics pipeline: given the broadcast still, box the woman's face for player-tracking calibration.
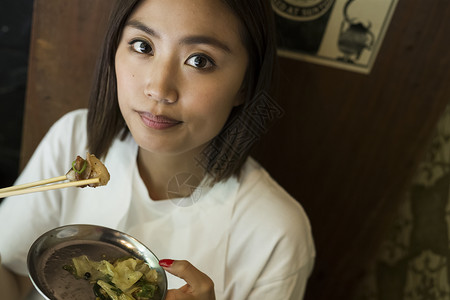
[115,0,248,158]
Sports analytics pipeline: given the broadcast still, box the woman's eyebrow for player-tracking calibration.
[125,19,160,38]
[180,36,231,54]
[125,19,231,54]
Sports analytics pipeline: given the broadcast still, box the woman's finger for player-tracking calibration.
[159,259,215,299]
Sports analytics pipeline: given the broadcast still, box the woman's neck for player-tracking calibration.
[137,148,206,200]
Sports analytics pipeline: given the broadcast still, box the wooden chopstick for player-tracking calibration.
[0,175,67,193]
[0,177,100,198]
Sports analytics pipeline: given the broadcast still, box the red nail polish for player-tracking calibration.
[159,259,174,268]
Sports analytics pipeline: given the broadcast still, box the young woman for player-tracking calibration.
[0,0,315,299]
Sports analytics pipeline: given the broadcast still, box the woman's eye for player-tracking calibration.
[130,40,152,54]
[186,55,215,69]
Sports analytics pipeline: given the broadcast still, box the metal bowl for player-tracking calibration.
[27,224,167,300]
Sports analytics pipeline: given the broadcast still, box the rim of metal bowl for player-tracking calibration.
[27,224,167,300]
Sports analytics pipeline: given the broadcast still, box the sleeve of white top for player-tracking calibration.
[247,262,314,300]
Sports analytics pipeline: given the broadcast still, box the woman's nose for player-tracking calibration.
[144,58,178,104]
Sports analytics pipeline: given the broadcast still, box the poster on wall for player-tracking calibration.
[272,0,399,74]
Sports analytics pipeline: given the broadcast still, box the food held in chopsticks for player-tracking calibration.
[63,255,161,300]
[0,153,109,198]
[66,152,110,187]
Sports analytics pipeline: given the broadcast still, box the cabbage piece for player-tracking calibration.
[133,260,158,283]
[112,258,144,291]
[71,255,92,278]
[71,255,116,282]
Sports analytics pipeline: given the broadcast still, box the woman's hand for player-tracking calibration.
[159,259,216,300]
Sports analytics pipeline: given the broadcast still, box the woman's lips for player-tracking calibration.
[139,112,182,130]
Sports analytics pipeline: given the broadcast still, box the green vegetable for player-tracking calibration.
[134,279,157,299]
[72,160,87,174]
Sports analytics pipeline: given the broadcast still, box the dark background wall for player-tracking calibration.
[0,0,33,188]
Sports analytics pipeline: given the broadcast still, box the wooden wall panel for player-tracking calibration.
[22,0,450,299]
[21,0,114,169]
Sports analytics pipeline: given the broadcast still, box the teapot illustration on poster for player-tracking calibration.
[337,0,375,63]
[271,0,398,74]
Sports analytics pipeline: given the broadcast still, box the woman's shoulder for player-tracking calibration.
[40,108,88,151]
[235,157,311,232]
[13,109,89,187]
[42,108,88,143]
[230,158,315,273]
[237,158,301,208]
[52,108,88,128]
